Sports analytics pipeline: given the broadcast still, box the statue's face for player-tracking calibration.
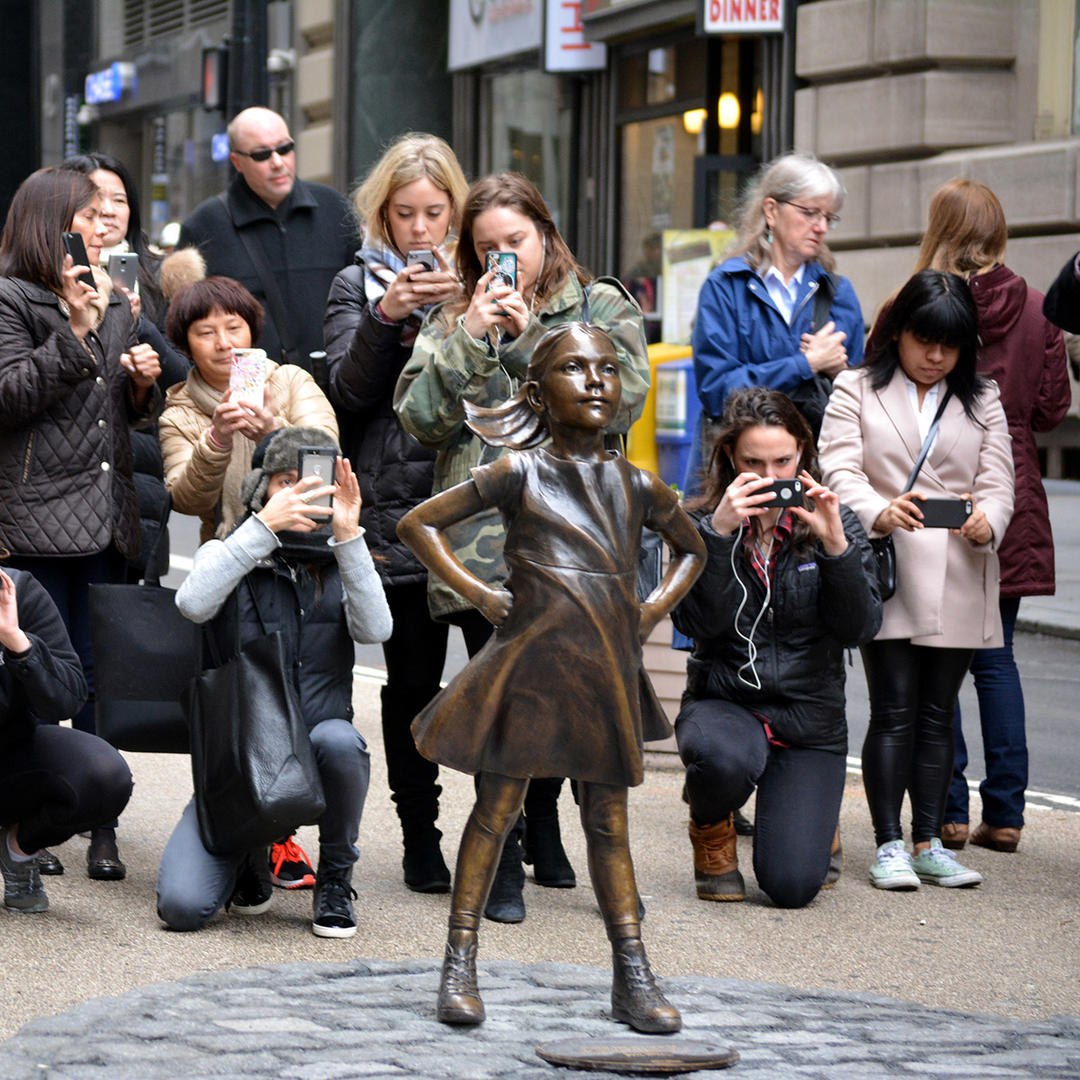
[537,342,622,432]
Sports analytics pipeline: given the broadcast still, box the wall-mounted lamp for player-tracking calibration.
[718,92,740,130]
[682,108,707,136]
[750,89,763,135]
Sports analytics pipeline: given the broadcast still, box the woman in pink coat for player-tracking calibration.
[908,180,1069,854]
[819,270,1014,893]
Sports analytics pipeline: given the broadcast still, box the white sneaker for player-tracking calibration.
[869,840,920,890]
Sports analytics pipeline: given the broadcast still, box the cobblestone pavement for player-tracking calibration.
[3,958,1079,1080]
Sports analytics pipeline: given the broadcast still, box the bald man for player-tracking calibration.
[178,107,356,373]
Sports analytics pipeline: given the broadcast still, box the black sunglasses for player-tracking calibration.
[233,140,295,163]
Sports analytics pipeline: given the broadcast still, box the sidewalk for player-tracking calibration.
[1,677,1078,1077]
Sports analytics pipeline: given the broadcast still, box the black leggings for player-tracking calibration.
[860,640,973,847]
[0,725,133,853]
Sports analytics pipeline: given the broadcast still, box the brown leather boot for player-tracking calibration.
[941,822,969,850]
[821,828,843,889]
[611,938,682,1034]
[436,928,484,1025]
[689,816,745,901]
[971,822,1021,852]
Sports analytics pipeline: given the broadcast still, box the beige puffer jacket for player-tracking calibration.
[160,360,338,544]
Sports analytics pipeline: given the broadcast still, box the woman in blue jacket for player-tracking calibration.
[691,153,864,442]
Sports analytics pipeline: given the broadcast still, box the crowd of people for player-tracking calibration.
[0,110,1073,1008]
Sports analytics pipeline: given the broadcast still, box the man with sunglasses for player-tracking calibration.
[178,107,356,375]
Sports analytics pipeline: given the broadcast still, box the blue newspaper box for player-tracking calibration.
[653,356,701,490]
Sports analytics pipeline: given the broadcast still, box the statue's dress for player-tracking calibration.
[411,448,679,787]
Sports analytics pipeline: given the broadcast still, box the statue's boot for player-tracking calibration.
[610,937,681,1034]
[436,928,485,1025]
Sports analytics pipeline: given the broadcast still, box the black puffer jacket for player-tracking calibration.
[323,256,436,587]
[203,554,356,728]
[672,505,881,754]
[0,277,156,561]
[0,568,87,752]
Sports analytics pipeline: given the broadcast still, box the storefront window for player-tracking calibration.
[483,70,573,233]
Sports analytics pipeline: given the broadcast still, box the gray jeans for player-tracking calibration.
[156,718,369,931]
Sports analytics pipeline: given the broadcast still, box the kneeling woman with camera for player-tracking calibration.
[672,389,881,908]
[819,270,1014,891]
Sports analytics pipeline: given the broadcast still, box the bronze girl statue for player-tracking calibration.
[397,322,705,1032]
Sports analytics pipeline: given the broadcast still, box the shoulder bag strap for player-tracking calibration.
[810,272,838,333]
[217,193,297,365]
[141,494,173,587]
[904,387,953,492]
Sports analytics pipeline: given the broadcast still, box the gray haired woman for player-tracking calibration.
[691,152,864,440]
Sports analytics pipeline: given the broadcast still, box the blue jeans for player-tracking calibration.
[947,597,1026,829]
[156,719,369,931]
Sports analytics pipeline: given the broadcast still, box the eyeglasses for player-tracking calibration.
[779,200,841,229]
[232,140,295,163]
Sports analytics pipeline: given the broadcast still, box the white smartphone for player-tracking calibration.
[228,348,267,407]
[108,252,139,291]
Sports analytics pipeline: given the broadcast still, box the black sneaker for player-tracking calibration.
[228,849,273,915]
[0,827,48,913]
[312,874,357,938]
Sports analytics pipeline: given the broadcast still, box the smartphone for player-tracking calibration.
[760,478,804,509]
[298,446,337,510]
[62,232,96,290]
[406,250,436,273]
[918,497,973,528]
[228,348,267,408]
[485,251,517,290]
[108,252,139,291]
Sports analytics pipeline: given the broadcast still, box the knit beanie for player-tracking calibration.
[239,426,340,512]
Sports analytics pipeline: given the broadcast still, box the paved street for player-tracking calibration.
[1,486,1076,1078]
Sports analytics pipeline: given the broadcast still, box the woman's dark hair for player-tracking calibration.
[0,168,98,293]
[62,152,165,323]
[165,276,265,354]
[448,172,590,318]
[688,387,819,556]
[864,269,986,419]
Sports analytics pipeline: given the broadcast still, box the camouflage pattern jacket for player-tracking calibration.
[393,273,650,620]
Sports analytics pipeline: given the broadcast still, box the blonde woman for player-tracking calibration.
[323,133,468,895]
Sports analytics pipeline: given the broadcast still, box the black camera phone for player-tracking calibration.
[297,446,337,511]
[760,478,804,509]
[406,250,436,273]
[62,232,96,290]
[918,497,972,529]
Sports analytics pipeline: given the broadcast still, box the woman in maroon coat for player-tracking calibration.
[870,179,1069,853]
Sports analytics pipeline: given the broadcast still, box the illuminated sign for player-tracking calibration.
[704,0,784,33]
[84,62,137,105]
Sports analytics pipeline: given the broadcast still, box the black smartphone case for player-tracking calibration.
[62,233,97,289]
[761,478,804,508]
[919,498,972,528]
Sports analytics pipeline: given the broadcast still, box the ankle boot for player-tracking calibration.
[402,824,450,894]
[87,827,126,881]
[523,813,575,888]
[688,816,744,901]
[610,938,681,1033]
[483,828,525,923]
[436,928,484,1025]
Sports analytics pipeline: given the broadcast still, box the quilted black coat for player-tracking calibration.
[0,277,153,561]
[323,257,436,587]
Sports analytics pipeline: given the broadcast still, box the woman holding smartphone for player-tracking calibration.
[819,270,1014,892]
[323,133,468,895]
[0,167,161,881]
[160,276,338,547]
[394,172,650,923]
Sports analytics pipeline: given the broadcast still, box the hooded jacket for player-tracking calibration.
[967,265,1069,597]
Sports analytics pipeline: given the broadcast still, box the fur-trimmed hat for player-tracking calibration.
[239,426,340,512]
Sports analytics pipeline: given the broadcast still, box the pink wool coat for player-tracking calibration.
[819,367,1014,649]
